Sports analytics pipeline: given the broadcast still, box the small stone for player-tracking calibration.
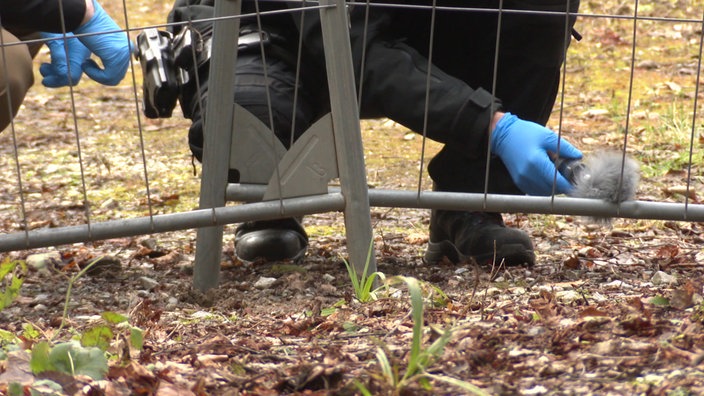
[190,311,213,319]
[34,304,47,311]
[84,256,122,276]
[592,339,618,355]
[139,276,159,290]
[454,267,469,275]
[556,290,581,303]
[33,294,50,303]
[254,277,277,289]
[508,348,535,357]
[527,326,545,337]
[637,60,659,70]
[319,284,337,295]
[166,297,179,309]
[483,287,502,297]
[25,252,61,272]
[100,198,119,209]
[651,271,677,286]
[140,238,158,250]
[176,261,193,275]
[590,292,608,303]
[322,274,335,282]
[603,280,632,289]
[523,385,548,395]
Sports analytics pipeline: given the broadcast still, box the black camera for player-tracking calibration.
[555,158,586,185]
[136,28,179,118]
[136,25,273,119]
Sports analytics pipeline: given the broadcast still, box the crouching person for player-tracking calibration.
[166,0,583,267]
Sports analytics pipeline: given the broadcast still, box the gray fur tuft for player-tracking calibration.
[567,151,640,224]
[569,151,640,203]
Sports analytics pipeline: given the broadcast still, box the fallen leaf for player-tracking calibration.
[662,185,698,201]
[563,255,581,269]
[579,306,609,318]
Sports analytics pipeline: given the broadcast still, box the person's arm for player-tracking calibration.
[347,8,583,195]
[81,0,95,25]
[356,34,501,160]
[491,111,505,132]
[0,0,87,33]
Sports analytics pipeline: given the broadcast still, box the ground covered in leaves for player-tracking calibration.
[3,212,704,395]
[3,0,704,394]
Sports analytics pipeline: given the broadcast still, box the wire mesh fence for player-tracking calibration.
[1,0,703,290]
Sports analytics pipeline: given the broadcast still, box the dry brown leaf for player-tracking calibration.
[579,306,609,318]
[662,185,698,201]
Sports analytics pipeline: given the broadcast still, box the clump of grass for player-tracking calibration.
[357,276,488,395]
[638,103,703,179]
[342,239,385,303]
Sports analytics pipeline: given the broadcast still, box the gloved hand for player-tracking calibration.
[491,112,583,196]
[74,0,131,85]
[39,32,91,87]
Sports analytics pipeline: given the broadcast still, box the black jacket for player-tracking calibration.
[0,0,87,34]
[168,0,516,159]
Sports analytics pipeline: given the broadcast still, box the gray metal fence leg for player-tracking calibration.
[193,0,242,291]
[318,0,377,276]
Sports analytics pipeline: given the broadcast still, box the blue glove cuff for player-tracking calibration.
[74,0,109,36]
[72,0,131,86]
[490,112,517,153]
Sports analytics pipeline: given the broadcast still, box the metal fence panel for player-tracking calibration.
[1,1,703,289]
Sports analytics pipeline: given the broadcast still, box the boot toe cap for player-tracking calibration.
[235,228,308,262]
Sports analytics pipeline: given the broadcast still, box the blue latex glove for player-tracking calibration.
[74,0,131,85]
[491,112,583,196]
[39,32,91,87]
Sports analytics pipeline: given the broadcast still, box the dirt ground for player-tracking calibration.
[3,0,704,395]
[3,206,704,395]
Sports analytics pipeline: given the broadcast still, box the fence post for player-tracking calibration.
[193,0,242,291]
[318,0,377,277]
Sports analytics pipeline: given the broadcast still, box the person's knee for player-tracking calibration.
[186,54,317,160]
[0,31,34,131]
[234,55,315,148]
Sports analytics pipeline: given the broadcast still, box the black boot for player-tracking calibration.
[424,210,535,266]
[235,218,308,262]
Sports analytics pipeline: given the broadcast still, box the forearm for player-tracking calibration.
[491,111,505,133]
[0,0,87,33]
[81,0,95,26]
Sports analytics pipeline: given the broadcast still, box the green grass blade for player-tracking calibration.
[389,275,424,379]
[353,379,373,396]
[422,373,489,396]
[375,346,396,386]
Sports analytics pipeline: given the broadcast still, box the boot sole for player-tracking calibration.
[424,240,535,266]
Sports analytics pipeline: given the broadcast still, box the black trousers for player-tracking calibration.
[184,0,579,193]
[412,0,581,194]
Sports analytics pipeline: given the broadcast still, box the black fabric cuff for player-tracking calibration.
[449,87,502,159]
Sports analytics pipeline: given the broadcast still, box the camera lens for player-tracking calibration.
[555,158,586,185]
